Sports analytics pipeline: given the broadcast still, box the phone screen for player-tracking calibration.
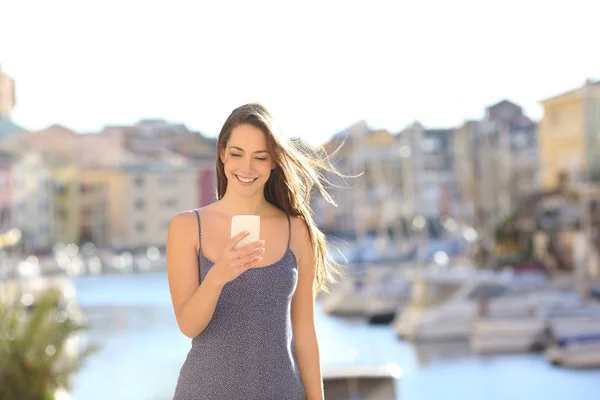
[231,215,260,249]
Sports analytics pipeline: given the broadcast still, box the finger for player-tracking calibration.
[227,231,250,250]
[242,256,262,270]
[235,240,265,258]
[239,247,265,263]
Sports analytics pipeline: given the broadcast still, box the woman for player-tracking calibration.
[166,103,345,399]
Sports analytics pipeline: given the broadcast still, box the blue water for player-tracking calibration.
[71,273,600,400]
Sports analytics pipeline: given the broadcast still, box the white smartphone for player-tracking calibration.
[231,215,260,250]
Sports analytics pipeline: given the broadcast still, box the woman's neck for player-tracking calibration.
[219,190,271,216]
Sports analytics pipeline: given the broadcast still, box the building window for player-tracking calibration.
[135,222,145,233]
[39,199,49,212]
[134,176,145,187]
[160,175,177,186]
[54,184,66,195]
[548,111,559,127]
[80,183,94,194]
[56,206,67,219]
[39,223,50,236]
[422,137,441,152]
[134,199,145,210]
[161,198,177,208]
[82,205,93,218]
[46,179,54,194]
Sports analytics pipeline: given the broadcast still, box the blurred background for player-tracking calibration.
[1,1,600,399]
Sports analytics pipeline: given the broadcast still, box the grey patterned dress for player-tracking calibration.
[173,210,306,400]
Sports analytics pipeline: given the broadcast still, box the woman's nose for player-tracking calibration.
[242,156,253,171]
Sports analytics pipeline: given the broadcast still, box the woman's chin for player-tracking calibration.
[228,184,265,198]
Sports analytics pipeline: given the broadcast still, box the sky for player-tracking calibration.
[0,0,598,146]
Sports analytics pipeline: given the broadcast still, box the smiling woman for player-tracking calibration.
[166,103,352,400]
[221,125,273,193]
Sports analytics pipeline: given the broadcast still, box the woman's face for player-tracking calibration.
[221,123,275,197]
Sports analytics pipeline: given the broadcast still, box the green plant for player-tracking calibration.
[0,286,99,400]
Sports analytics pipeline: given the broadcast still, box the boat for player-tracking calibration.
[545,308,600,368]
[321,265,409,318]
[320,272,369,317]
[323,363,402,400]
[392,268,545,341]
[365,270,412,324]
[545,334,600,368]
[470,289,585,353]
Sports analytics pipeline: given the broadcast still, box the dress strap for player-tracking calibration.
[193,209,203,283]
[286,214,291,249]
[193,208,201,241]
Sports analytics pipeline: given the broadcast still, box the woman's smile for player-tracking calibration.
[234,174,258,185]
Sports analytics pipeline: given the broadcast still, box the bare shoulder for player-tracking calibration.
[168,208,202,241]
[290,216,313,258]
[290,216,310,241]
[169,209,196,227]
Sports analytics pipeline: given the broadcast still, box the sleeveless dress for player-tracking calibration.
[173,210,306,400]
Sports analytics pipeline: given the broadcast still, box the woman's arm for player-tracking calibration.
[291,219,324,400]
[166,211,224,338]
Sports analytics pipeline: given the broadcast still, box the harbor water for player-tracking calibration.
[71,272,600,400]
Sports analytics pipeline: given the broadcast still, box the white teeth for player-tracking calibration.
[236,175,256,183]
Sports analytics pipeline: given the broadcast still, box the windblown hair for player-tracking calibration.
[216,103,348,293]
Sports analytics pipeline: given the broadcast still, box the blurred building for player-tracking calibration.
[50,163,82,246]
[453,120,481,224]
[538,80,600,189]
[0,65,25,139]
[86,162,198,251]
[74,134,200,250]
[1,120,216,250]
[487,100,539,207]
[127,164,197,250]
[0,145,67,253]
[396,122,457,219]
[319,121,460,237]
[454,100,538,227]
[317,121,365,235]
[0,64,16,120]
[8,126,85,247]
[0,150,16,233]
[319,121,403,237]
[0,66,217,251]
[99,119,217,159]
[98,120,217,207]
[10,149,55,252]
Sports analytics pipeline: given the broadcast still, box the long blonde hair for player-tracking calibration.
[216,103,347,292]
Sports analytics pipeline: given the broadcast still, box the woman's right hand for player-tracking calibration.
[205,231,265,287]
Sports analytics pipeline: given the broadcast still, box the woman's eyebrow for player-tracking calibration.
[230,146,268,154]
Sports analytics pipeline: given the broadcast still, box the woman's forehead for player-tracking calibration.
[228,124,269,150]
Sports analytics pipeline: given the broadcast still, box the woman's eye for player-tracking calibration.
[230,153,242,157]
[255,158,267,161]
